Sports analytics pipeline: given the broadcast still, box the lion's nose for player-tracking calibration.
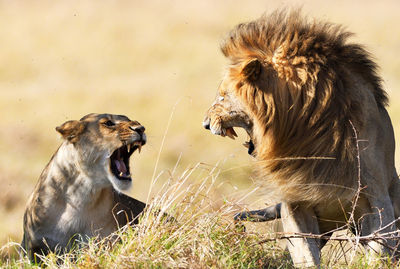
[130,125,145,134]
[203,118,211,130]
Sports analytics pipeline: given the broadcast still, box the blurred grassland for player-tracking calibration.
[0,0,399,249]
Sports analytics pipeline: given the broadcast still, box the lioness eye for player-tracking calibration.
[218,96,224,102]
[103,120,115,127]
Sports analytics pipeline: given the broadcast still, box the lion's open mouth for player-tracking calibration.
[220,127,238,140]
[221,127,256,156]
[110,141,144,181]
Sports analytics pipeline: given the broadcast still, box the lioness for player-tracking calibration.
[22,113,147,262]
[203,11,399,267]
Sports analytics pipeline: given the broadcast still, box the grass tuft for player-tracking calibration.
[2,163,400,268]
[2,164,289,268]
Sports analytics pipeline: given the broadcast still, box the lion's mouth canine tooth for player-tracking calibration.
[226,127,238,140]
[127,144,131,153]
[221,128,226,137]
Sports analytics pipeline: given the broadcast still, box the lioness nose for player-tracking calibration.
[131,125,145,134]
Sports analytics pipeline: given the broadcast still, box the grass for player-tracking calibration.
[1,164,399,268]
[0,0,399,267]
[1,164,293,268]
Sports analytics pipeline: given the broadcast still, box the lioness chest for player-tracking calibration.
[30,176,118,247]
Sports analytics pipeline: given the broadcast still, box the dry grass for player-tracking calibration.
[1,164,397,268]
[2,164,292,268]
[0,0,399,267]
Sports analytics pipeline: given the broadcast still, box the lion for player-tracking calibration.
[22,113,147,262]
[203,11,399,267]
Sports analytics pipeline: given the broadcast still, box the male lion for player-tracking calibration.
[203,11,399,267]
[22,113,147,262]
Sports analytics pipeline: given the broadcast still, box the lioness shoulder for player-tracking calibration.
[22,113,147,262]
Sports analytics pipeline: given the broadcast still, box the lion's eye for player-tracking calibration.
[103,120,115,127]
[218,96,224,102]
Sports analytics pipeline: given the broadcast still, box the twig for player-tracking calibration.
[257,230,400,245]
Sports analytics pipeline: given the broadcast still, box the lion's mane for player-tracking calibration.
[221,10,388,204]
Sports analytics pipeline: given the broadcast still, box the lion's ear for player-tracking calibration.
[56,120,86,143]
[241,59,262,81]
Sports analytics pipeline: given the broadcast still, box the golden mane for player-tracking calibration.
[221,11,389,204]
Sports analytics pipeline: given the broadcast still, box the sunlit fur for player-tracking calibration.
[220,10,390,204]
[22,113,147,262]
[204,11,400,265]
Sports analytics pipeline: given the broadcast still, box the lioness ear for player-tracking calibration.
[56,120,86,143]
[241,59,262,81]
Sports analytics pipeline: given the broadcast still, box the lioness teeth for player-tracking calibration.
[119,172,130,178]
[226,127,238,140]
[129,141,142,153]
[127,144,131,153]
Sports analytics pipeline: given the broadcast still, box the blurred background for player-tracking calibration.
[0,0,399,249]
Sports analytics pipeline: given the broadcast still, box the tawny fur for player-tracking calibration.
[204,10,399,266]
[221,11,390,204]
[22,113,147,262]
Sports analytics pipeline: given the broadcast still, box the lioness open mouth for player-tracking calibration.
[110,141,144,181]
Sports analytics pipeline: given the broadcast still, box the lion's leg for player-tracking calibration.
[388,171,400,256]
[389,170,400,227]
[281,202,320,268]
[361,194,397,258]
[234,203,281,222]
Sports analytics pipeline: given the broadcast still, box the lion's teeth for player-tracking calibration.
[119,172,123,177]
[226,128,237,140]
[138,144,142,153]
[231,128,238,137]
[226,132,235,139]
[221,128,226,137]
[127,144,131,153]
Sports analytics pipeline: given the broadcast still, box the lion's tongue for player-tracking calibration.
[114,159,127,174]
